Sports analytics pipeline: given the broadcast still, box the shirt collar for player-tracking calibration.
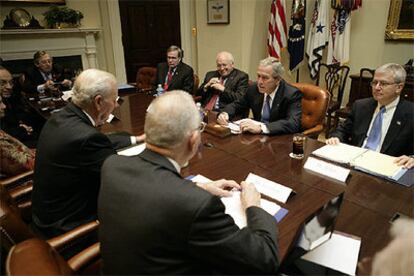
[82,110,96,127]
[166,157,181,173]
[265,83,279,101]
[378,96,399,111]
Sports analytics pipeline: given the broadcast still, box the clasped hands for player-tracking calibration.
[197,180,261,209]
[204,77,225,92]
[326,137,414,169]
[217,113,262,134]
[44,79,72,90]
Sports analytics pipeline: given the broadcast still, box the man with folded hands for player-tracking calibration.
[326,63,414,169]
[217,57,302,135]
[99,91,279,274]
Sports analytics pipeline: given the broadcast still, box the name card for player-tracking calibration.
[304,157,350,182]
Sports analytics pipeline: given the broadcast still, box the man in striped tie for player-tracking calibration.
[327,63,414,169]
[217,57,302,135]
[197,51,248,111]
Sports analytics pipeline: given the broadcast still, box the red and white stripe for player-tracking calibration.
[267,0,287,59]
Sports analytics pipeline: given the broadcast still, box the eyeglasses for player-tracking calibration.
[370,80,398,88]
[0,80,14,87]
[198,122,206,133]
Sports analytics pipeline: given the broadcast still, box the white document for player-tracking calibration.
[61,90,73,101]
[301,232,361,276]
[117,143,146,156]
[312,143,367,164]
[221,191,280,228]
[118,83,135,89]
[304,157,350,182]
[227,122,241,134]
[190,174,281,228]
[245,173,292,204]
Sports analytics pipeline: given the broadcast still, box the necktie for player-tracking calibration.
[164,69,173,90]
[204,78,224,111]
[261,95,271,123]
[364,106,386,151]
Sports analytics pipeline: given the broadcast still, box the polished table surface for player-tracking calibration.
[100,92,413,270]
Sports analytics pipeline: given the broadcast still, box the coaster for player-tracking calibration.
[289,152,304,159]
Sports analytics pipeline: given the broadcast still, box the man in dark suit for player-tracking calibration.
[99,91,279,274]
[197,51,249,111]
[217,57,302,135]
[32,69,145,239]
[327,63,414,169]
[23,50,72,94]
[155,45,194,93]
[0,66,37,147]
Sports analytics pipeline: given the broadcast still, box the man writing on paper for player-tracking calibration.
[217,57,302,135]
[196,51,249,111]
[32,69,145,239]
[326,63,414,169]
[99,91,279,274]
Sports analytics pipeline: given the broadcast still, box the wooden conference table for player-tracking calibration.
[100,92,413,270]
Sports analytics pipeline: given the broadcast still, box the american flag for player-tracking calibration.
[267,0,287,59]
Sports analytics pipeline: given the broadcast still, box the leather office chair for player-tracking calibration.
[334,68,375,130]
[6,239,100,275]
[0,185,99,268]
[0,170,34,222]
[292,83,330,139]
[135,66,157,93]
[315,63,350,138]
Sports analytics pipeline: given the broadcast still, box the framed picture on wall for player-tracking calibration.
[0,0,65,4]
[385,0,414,40]
[207,0,230,24]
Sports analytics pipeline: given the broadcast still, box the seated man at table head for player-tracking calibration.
[155,45,194,93]
[326,63,414,169]
[23,50,72,94]
[217,57,302,135]
[196,51,249,111]
[0,66,38,147]
[32,68,144,238]
[98,90,279,275]
[0,94,35,177]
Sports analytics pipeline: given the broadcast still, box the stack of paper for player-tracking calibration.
[312,143,366,164]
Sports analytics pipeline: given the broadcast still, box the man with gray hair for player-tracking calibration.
[327,63,414,168]
[197,51,249,111]
[99,91,280,274]
[32,69,144,238]
[218,57,302,135]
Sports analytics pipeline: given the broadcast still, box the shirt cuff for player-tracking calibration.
[260,123,270,134]
[37,84,45,93]
[130,136,137,145]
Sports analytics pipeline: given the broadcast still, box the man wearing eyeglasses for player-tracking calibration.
[196,51,249,111]
[0,66,36,147]
[155,45,194,93]
[327,63,414,168]
[99,91,279,274]
[32,69,145,240]
[23,50,73,94]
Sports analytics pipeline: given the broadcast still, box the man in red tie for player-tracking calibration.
[197,51,249,111]
[155,45,194,93]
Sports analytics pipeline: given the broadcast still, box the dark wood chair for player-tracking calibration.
[292,83,330,139]
[135,66,157,93]
[315,63,350,138]
[334,68,375,130]
[6,239,100,275]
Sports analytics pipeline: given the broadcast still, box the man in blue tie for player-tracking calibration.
[327,63,414,168]
[217,57,302,135]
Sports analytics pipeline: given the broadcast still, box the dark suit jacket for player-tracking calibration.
[32,103,131,238]
[330,97,414,157]
[222,80,302,135]
[155,62,194,93]
[23,64,71,94]
[99,149,279,275]
[196,68,249,109]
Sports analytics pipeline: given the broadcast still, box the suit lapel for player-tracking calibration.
[355,99,377,147]
[381,99,405,153]
[269,80,286,120]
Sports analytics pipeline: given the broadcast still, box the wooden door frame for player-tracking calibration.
[102,0,196,83]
